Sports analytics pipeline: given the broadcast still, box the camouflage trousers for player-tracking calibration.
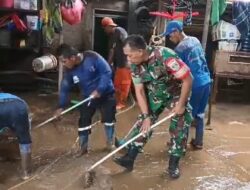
[125,109,192,157]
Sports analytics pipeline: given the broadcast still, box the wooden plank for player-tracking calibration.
[202,0,212,125]
[58,34,64,93]
[201,0,212,51]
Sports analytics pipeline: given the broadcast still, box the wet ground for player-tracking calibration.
[0,92,250,190]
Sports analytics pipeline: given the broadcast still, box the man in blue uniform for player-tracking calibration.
[55,44,116,157]
[0,92,32,180]
[164,21,211,149]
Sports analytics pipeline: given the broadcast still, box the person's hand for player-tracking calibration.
[54,108,63,120]
[140,117,151,134]
[91,90,101,98]
[172,103,185,116]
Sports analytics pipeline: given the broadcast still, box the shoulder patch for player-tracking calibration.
[167,58,180,71]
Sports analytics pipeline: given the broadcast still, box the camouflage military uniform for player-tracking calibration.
[128,46,192,157]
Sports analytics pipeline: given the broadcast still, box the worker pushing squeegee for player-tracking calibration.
[109,35,193,180]
[42,44,117,157]
[84,112,175,188]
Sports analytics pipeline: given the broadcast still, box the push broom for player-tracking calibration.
[84,112,175,188]
[34,96,94,129]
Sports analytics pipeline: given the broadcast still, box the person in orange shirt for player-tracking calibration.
[101,17,132,110]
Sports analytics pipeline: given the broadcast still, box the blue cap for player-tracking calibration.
[164,21,183,36]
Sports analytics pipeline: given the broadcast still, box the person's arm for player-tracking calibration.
[134,84,149,115]
[91,55,113,98]
[54,73,73,117]
[107,48,114,65]
[164,57,193,115]
[130,63,151,133]
[107,35,115,65]
[174,73,192,115]
[134,83,151,133]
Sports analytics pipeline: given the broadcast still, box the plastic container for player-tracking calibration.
[218,41,238,52]
[20,0,30,10]
[0,0,14,8]
[26,16,39,30]
[212,20,241,41]
[32,54,58,72]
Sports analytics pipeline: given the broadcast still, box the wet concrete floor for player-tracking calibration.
[0,92,250,190]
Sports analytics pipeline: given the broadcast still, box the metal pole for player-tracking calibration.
[34,96,93,129]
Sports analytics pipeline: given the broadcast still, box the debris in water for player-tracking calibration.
[84,170,96,188]
[196,176,250,190]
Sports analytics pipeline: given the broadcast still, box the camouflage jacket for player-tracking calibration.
[131,46,190,115]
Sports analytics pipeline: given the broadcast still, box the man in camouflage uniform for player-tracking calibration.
[113,35,193,179]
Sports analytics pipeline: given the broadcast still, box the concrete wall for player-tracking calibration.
[62,0,128,50]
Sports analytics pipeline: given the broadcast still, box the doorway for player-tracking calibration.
[93,9,128,60]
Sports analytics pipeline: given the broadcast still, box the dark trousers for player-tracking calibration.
[190,83,211,145]
[0,99,31,144]
[78,94,116,145]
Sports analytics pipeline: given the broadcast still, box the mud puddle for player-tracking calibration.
[0,93,250,190]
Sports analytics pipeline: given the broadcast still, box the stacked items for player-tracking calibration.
[14,0,38,10]
[212,20,241,52]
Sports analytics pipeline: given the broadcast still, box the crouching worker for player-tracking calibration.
[113,35,193,179]
[0,92,32,180]
[55,44,116,157]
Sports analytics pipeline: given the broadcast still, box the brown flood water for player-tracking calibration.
[0,92,250,190]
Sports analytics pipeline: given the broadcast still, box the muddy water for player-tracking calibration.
[0,92,250,190]
[0,92,78,189]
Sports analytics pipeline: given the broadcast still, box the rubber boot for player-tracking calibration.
[106,141,116,152]
[105,125,115,151]
[113,147,138,171]
[115,137,145,153]
[20,152,31,180]
[168,155,180,179]
[115,137,125,148]
[75,135,88,158]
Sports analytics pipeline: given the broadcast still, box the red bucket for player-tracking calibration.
[0,0,14,8]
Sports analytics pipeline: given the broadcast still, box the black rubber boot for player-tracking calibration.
[75,144,88,158]
[113,147,138,171]
[168,155,180,179]
[75,135,88,158]
[106,141,116,152]
[114,137,124,148]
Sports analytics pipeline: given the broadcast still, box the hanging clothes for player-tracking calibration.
[43,0,63,46]
[232,1,250,40]
[210,0,227,26]
[184,1,193,25]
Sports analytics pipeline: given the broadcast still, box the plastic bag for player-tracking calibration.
[61,0,86,25]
